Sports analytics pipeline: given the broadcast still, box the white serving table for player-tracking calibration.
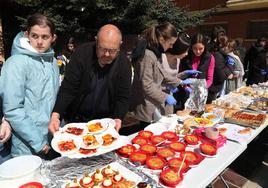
[127,114,268,188]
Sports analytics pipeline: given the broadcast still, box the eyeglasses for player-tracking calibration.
[97,45,120,55]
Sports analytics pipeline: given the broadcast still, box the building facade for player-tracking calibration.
[175,0,268,48]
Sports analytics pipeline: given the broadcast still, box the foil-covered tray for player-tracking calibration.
[41,152,158,188]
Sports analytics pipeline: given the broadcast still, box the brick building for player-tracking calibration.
[175,0,268,48]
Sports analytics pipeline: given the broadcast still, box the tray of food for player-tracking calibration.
[247,97,268,112]
[224,109,267,127]
[52,118,129,158]
[63,162,142,188]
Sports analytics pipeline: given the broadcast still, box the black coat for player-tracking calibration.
[209,50,233,93]
[245,45,267,85]
[53,42,132,121]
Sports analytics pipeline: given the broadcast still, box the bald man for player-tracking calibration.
[49,24,132,134]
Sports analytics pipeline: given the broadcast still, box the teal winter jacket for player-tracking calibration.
[0,32,59,157]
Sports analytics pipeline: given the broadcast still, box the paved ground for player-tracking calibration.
[229,130,268,188]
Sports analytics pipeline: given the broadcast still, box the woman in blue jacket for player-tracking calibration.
[0,14,59,158]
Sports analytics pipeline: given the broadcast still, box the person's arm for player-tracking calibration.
[49,46,86,134]
[206,55,215,88]
[1,56,46,152]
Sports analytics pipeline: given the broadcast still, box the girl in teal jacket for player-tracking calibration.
[0,14,59,157]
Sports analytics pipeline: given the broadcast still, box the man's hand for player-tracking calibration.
[0,119,11,144]
[48,112,61,135]
[114,119,122,132]
[41,144,50,155]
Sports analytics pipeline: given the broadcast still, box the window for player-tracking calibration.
[247,20,268,39]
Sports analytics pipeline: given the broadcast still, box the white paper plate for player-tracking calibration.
[144,123,168,135]
[51,133,81,155]
[87,119,109,134]
[59,122,88,136]
[201,113,221,124]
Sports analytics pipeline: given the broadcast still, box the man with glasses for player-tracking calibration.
[49,24,132,134]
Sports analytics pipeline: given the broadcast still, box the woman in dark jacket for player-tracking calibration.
[207,35,234,103]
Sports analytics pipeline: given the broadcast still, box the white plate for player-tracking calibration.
[51,133,81,155]
[59,123,87,136]
[201,113,221,124]
[0,155,42,179]
[101,118,116,129]
[87,119,109,134]
[144,123,168,135]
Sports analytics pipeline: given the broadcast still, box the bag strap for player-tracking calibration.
[11,128,38,155]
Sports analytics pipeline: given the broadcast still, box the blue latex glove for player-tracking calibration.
[184,70,202,75]
[226,56,235,66]
[260,69,267,75]
[184,86,193,93]
[180,79,192,85]
[166,95,177,105]
[166,85,179,93]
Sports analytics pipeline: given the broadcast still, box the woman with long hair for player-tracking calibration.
[130,22,191,130]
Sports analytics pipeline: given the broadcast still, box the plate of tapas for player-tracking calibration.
[51,133,81,156]
[58,123,87,136]
[87,119,109,134]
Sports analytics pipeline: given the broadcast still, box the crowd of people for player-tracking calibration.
[0,13,267,164]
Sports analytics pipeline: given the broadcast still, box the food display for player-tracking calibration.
[247,97,268,111]
[224,109,267,127]
[64,162,141,188]
[51,118,125,158]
